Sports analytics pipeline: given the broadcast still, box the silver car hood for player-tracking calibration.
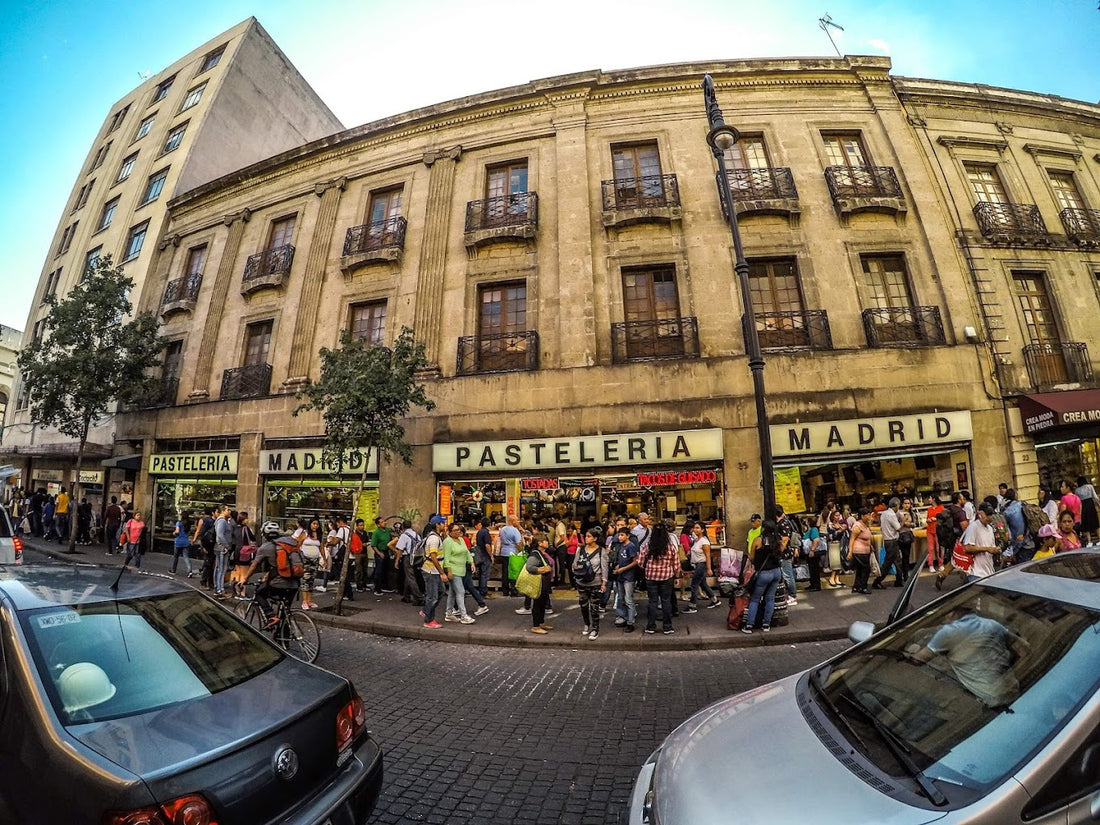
[653,673,947,825]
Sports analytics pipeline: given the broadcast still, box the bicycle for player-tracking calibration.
[234,583,321,663]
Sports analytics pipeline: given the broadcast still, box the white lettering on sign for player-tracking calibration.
[260,448,379,476]
[148,452,238,476]
[771,411,973,458]
[1062,409,1100,424]
[432,429,723,473]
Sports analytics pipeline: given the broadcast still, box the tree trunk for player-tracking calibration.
[333,445,372,616]
[67,429,88,554]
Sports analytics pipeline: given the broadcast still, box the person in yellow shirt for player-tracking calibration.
[55,489,70,544]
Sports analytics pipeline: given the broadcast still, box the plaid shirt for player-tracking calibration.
[638,538,679,581]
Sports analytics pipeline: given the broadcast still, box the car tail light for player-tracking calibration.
[335,693,366,753]
[104,793,218,825]
[13,536,22,559]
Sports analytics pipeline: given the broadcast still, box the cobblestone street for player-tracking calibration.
[318,629,848,824]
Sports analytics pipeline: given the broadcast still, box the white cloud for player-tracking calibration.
[867,38,891,55]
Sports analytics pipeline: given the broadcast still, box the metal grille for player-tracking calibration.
[464,193,538,232]
[1059,208,1100,244]
[220,363,272,400]
[243,244,295,282]
[161,273,202,306]
[600,174,680,210]
[824,166,902,199]
[725,167,797,201]
[1023,342,1093,390]
[456,330,539,375]
[861,306,946,348]
[611,317,699,363]
[342,217,407,256]
[755,310,832,351]
[972,202,1047,238]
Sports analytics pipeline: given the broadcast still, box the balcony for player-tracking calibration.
[221,363,272,400]
[720,168,800,220]
[160,273,202,317]
[463,193,538,249]
[755,310,832,352]
[1059,208,1100,248]
[456,330,539,375]
[341,217,407,273]
[601,174,682,228]
[241,244,294,295]
[824,166,906,218]
[1023,342,1094,391]
[125,376,179,410]
[611,317,700,364]
[862,306,947,348]
[972,202,1050,245]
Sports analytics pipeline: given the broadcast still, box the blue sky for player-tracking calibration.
[1,0,1097,331]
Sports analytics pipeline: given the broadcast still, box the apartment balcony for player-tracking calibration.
[341,217,407,273]
[824,165,906,218]
[972,202,1050,245]
[720,168,800,220]
[127,376,179,410]
[160,273,202,317]
[1059,207,1100,248]
[601,174,682,228]
[241,244,294,295]
[755,309,833,352]
[456,330,539,375]
[862,306,947,348]
[220,363,272,400]
[1023,342,1094,391]
[463,193,538,249]
[611,317,700,364]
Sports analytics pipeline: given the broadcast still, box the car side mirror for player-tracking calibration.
[848,620,876,645]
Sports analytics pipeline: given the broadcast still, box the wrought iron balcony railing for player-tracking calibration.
[611,317,700,363]
[862,306,946,348]
[1059,208,1100,245]
[221,363,272,400]
[343,217,407,256]
[1023,342,1093,391]
[456,330,539,375]
[141,376,179,408]
[726,167,798,202]
[754,310,833,351]
[161,275,203,310]
[465,192,538,233]
[824,166,903,200]
[601,175,680,211]
[972,202,1048,240]
[243,244,295,283]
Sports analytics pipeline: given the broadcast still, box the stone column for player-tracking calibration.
[283,177,347,389]
[412,147,462,369]
[188,209,250,400]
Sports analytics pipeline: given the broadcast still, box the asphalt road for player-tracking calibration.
[315,628,849,824]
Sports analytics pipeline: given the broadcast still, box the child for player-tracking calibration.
[1033,524,1058,560]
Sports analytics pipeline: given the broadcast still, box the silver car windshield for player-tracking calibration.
[818,584,1100,792]
[21,592,281,725]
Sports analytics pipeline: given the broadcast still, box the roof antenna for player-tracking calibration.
[819,13,845,58]
[110,558,130,591]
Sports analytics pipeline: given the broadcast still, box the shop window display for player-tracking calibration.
[153,479,237,549]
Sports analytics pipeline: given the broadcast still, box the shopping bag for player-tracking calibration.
[508,553,527,581]
[516,565,542,598]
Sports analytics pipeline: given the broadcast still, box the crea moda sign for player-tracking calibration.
[148,452,239,476]
[259,447,379,476]
[771,411,973,459]
[432,429,723,473]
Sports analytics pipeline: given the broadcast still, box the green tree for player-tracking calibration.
[294,326,435,613]
[17,254,166,553]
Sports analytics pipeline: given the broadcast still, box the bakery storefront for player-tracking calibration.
[149,450,239,551]
[1019,389,1100,489]
[259,444,380,529]
[770,411,974,516]
[433,428,726,535]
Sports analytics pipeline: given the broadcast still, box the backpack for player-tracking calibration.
[406,531,427,568]
[199,517,216,550]
[275,539,305,579]
[574,549,598,585]
[1020,501,1048,537]
[350,531,364,556]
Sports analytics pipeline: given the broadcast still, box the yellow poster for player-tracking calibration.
[355,488,379,525]
[773,467,806,514]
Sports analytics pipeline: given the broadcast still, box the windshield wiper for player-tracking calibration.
[840,693,948,807]
[808,668,867,751]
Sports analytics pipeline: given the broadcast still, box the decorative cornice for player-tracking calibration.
[936,136,1008,155]
[907,115,927,128]
[1023,144,1083,164]
[994,121,1014,135]
[313,176,348,197]
[222,207,251,226]
[423,146,462,167]
[157,233,181,251]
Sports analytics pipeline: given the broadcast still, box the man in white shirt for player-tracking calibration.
[873,497,903,589]
[960,502,1000,581]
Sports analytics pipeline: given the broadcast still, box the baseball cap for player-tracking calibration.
[430,515,447,525]
[750,513,762,522]
[1038,523,1057,538]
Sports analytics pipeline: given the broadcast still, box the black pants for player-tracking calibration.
[646,577,674,631]
[897,539,913,582]
[807,553,822,589]
[554,546,573,586]
[401,555,423,602]
[874,540,902,587]
[199,548,215,587]
[851,553,870,592]
[532,576,551,626]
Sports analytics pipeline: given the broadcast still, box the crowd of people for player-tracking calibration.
[8,487,101,545]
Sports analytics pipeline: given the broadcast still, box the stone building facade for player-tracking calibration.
[107,54,1100,551]
[4,18,343,510]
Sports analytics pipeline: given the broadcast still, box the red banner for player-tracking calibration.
[635,470,718,486]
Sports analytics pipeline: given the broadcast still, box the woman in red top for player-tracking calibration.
[1057,510,1082,552]
[924,495,945,572]
[121,511,146,569]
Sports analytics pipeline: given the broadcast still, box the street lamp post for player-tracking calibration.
[702,74,777,520]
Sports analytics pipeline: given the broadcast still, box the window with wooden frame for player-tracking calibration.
[267,216,296,250]
[163,340,184,380]
[822,133,870,168]
[484,160,529,221]
[368,186,403,233]
[748,258,813,349]
[242,320,273,367]
[349,301,387,346]
[964,163,1009,204]
[724,135,771,170]
[611,142,664,205]
[1013,270,1070,385]
[1048,170,1086,212]
[477,282,529,371]
[185,245,207,278]
[619,265,687,359]
[860,254,926,345]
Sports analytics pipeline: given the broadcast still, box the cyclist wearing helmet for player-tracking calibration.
[243,521,302,628]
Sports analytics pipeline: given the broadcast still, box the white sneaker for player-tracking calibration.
[787,596,797,606]
[474,605,489,616]
[314,585,327,593]
[459,616,476,624]
[515,607,532,614]
[545,609,555,616]
[444,613,459,622]
[581,626,591,635]
[588,629,599,640]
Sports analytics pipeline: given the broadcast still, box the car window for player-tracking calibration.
[21,592,281,724]
[818,584,1100,793]
[0,508,12,538]
[1022,720,1100,820]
